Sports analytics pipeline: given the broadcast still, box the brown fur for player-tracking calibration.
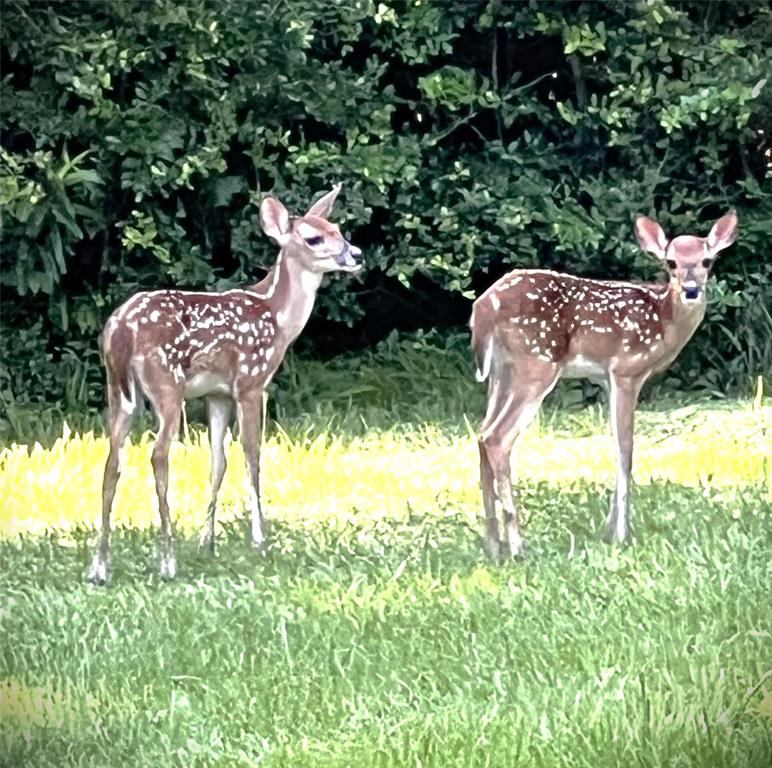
[472,211,738,560]
[88,185,363,584]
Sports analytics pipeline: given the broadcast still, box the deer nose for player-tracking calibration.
[337,242,362,270]
[682,281,700,300]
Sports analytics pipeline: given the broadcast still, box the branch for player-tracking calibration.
[427,70,554,147]
[492,29,503,142]
[568,54,587,110]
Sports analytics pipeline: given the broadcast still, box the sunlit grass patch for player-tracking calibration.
[0,402,768,539]
[0,677,99,737]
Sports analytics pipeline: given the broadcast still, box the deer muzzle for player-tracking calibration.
[336,243,363,272]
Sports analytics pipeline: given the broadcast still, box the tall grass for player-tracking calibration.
[0,339,770,767]
[1,400,767,540]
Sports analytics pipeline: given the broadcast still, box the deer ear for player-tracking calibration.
[260,197,291,246]
[305,183,342,220]
[706,210,738,256]
[634,215,669,261]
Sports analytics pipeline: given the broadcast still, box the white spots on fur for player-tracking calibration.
[113,288,284,395]
[480,268,677,365]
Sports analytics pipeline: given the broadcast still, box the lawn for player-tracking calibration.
[0,382,770,766]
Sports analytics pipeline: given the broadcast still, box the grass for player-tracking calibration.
[0,341,770,766]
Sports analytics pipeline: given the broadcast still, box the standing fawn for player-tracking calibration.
[471,211,738,559]
[89,185,362,584]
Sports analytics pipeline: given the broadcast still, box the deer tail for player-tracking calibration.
[470,302,495,383]
[103,319,136,409]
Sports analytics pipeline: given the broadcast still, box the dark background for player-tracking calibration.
[1,0,770,438]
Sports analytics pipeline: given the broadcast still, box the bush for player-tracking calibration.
[1,0,770,436]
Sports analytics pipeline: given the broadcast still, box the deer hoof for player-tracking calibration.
[505,528,525,559]
[249,537,267,555]
[160,554,177,580]
[87,556,108,586]
[602,523,629,546]
[198,528,216,555]
[506,541,525,560]
[485,539,501,563]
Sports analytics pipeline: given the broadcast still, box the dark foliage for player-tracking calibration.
[1,0,770,438]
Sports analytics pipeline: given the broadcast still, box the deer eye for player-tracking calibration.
[702,258,713,268]
[666,259,677,270]
[305,235,323,247]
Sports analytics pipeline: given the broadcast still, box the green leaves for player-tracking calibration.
[563,21,607,56]
[0,0,770,423]
[419,66,481,109]
[0,146,104,297]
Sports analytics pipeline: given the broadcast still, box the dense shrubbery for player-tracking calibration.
[1,0,770,437]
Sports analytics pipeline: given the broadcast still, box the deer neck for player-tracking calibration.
[657,282,707,362]
[248,252,322,348]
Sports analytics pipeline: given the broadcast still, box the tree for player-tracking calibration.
[1,0,770,435]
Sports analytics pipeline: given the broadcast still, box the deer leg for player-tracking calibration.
[238,391,267,552]
[89,389,136,585]
[480,369,559,559]
[479,375,506,559]
[150,394,183,579]
[482,398,542,559]
[606,375,641,544]
[479,438,500,559]
[199,396,232,554]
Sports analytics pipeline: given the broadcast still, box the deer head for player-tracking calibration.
[259,183,363,275]
[635,210,738,304]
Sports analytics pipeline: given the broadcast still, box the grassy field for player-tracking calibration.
[1,352,770,767]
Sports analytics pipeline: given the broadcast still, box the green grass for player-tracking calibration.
[1,345,770,766]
